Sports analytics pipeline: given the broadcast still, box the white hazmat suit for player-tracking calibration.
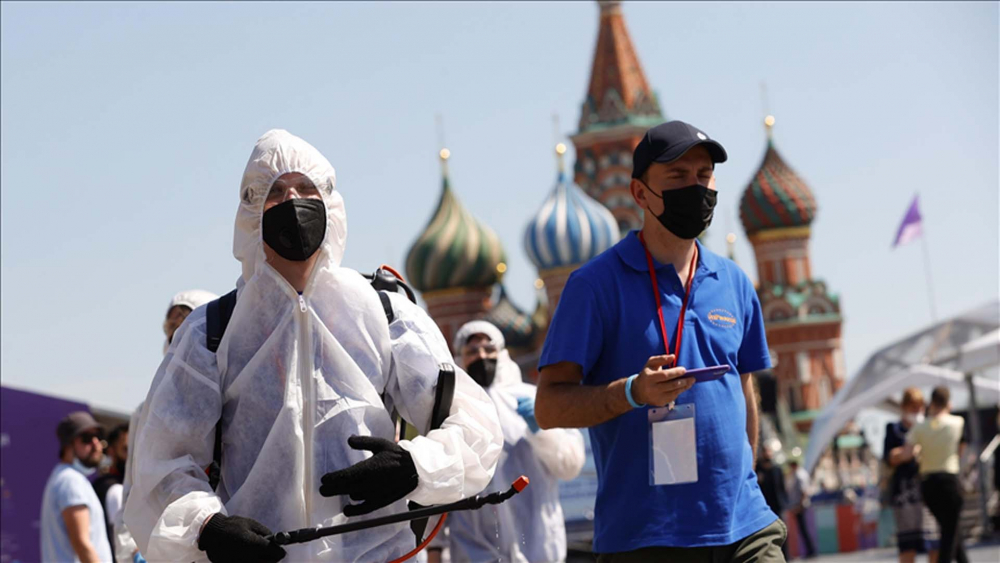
[125,130,502,562]
[445,321,585,563]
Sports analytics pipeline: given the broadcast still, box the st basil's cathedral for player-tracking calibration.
[404,0,846,432]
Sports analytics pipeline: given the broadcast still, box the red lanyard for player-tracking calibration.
[638,232,698,367]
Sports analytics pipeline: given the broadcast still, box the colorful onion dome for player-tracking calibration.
[524,144,620,271]
[578,0,663,133]
[483,286,537,350]
[406,149,506,292]
[739,116,818,236]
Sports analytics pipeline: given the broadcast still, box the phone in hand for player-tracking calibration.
[679,365,730,383]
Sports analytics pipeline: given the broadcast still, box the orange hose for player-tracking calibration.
[380,264,406,283]
[387,512,448,563]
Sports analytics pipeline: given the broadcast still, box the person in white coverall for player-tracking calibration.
[434,320,585,563]
[115,290,219,563]
[124,129,503,563]
[163,289,219,352]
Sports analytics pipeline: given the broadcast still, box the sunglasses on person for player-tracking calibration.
[78,431,104,444]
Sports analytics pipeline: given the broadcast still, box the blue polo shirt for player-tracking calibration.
[539,232,775,552]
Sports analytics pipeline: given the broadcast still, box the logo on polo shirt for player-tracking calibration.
[707,308,737,329]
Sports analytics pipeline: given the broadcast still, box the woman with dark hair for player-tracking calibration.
[884,388,939,563]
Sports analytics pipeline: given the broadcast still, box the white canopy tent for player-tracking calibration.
[805,299,1000,474]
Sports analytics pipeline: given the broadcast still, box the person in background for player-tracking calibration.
[436,320,585,562]
[786,459,817,559]
[113,406,145,563]
[906,386,969,563]
[162,289,217,352]
[994,411,1000,532]
[40,411,113,563]
[884,388,939,563]
[110,291,216,563]
[757,447,789,559]
[93,424,129,562]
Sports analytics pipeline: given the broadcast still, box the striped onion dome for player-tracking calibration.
[405,150,507,292]
[524,147,620,271]
[483,286,536,350]
[739,120,817,236]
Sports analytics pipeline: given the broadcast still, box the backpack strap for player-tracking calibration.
[205,288,237,490]
[430,364,456,431]
[206,289,238,353]
[409,363,457,543]
[378,291,395,324]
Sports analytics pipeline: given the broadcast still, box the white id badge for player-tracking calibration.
[648,403,698,486]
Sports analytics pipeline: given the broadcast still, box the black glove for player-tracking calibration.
[197,513,286,563]
[319,435,419,517]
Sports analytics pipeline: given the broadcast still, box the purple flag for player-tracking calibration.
[892,195,923,248]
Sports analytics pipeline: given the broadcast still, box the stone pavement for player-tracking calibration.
[809,542,1000,563]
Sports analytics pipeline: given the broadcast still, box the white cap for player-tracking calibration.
[452,320,505,353]
[167,289,218,317]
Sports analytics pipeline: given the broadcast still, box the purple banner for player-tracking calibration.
[1,386,89,563]
[892,194,923,248]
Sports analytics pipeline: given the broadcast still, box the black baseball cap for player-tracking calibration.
[632,120,728,179]
[56,411,102,447]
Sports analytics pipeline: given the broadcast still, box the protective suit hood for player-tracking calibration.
[164,290,218,352]
[452,320,505,354]
[453,320,520,388]
[234,129,346,283]
[167,290,218,315]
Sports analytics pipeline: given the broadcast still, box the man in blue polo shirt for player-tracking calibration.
[535,120,785,562]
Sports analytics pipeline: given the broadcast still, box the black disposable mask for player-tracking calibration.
[466,358,498,388]
[261,198,327,261]
[641,182,717,239]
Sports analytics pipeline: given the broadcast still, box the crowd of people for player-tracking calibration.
[39,120,945,563]
[892,386,971,563]
[750,384,989,563]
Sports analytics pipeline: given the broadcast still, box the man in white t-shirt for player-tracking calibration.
[40,411,113,562]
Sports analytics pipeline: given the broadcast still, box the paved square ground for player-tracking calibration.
[810,543,1000,563]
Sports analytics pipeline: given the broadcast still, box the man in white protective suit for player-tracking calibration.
[436,320,585,563]
[124,129,503,563]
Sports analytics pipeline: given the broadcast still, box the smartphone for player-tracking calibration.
[679,365,730,383]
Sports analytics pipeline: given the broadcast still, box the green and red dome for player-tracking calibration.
[405,151,506,293]
[739,139,817,236]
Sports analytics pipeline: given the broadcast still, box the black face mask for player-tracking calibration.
[466,358,498,388]
[115,458,126,476]
[261,199,327,261]
[641,182,717,239]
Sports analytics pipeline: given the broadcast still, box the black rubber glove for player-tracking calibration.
[197,513,286,563]
[319,435,419,517]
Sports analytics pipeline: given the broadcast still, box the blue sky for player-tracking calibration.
[2,1,997,413]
